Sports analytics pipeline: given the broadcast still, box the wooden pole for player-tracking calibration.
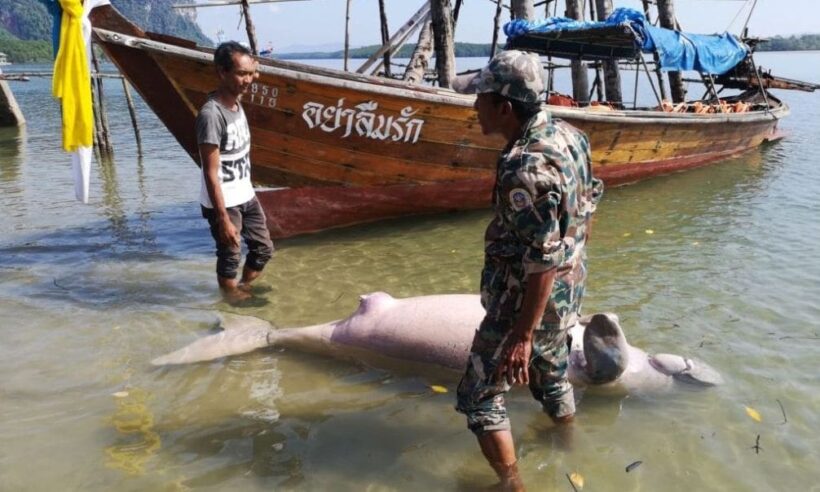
[357,3,430,74]
[377,0,392,77]
[239,0,258,55]
[490,0,503,59]
[430,0,455,88]
[640,0,668,102]
[453,0,464,27]
[89,82,104,159]
[565,0,590,104]
[587,0,604,101]
[0,78,25,127]
[594,0,623,106]
[121,78,143,157]
[511,0,535,20]
[90,46,113,155]
[344,0,351,71]
[403,19,434,84]
[656,0,686,102]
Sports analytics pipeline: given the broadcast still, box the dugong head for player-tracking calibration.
[582,313,630,384]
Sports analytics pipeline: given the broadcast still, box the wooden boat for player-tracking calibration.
[89,4,788,238]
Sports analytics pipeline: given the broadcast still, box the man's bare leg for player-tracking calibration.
[551,414,575,451]
[238,266,262,291]
[477,430,524,491]
[218,275,251,302]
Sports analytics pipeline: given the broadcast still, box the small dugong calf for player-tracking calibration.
[153,293,722,391]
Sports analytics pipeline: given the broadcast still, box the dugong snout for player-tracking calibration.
[582,313,630,384]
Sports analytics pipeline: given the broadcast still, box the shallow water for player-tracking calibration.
[0,52,818,491]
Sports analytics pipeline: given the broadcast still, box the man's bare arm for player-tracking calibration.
[495,268,556,385]
[200,144,239,248]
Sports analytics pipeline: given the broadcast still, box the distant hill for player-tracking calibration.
[0,0,212,63]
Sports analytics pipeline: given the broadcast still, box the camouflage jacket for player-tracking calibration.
[480,109,603,325]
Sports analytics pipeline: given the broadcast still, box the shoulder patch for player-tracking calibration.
[509,188,533,212]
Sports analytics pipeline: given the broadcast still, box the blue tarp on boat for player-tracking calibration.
[504,8,748,75]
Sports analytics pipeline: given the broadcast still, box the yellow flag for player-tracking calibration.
[53,0,93,152]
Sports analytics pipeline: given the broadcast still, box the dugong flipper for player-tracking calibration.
[649,353,724,386]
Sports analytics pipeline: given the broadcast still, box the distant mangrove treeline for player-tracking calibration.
[756,34,820,52]
[278,35,820,60]
[278,42,500,60]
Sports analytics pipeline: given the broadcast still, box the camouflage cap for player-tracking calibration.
[452,50,544,104]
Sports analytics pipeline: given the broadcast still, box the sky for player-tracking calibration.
[194,0,820,52]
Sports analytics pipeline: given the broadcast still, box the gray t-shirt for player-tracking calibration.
[195,97,255,208]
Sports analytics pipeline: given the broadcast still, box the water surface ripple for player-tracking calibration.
[0,53,818,490]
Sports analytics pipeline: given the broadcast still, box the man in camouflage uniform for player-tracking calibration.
[452,50,603,489]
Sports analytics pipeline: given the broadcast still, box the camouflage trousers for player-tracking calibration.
[455,275,584,435]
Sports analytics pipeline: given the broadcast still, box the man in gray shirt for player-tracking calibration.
[195,41,273,302]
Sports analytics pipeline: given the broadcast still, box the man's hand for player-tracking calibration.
[496,331,532,386]
[216,214,240,248]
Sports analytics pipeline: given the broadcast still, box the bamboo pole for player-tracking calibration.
[430,0,455,88]
[378,0,392,77]
[121,79,143,157]
[565,0,590,104]
[344,0,351,71]
[239,0,259,55]
[656,0,686,102]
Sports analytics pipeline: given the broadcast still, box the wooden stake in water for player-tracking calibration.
[121,79,143,157]
[90,46,113,155]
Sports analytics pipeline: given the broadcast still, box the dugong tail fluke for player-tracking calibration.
[151,313,277,366]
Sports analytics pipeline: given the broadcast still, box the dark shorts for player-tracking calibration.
[202,196,274,279]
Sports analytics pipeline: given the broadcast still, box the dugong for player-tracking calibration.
[153,292,722,391]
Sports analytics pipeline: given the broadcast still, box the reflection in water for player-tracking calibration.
[97,153,126,234]
[105,387,162,475]
[0,125,25,184]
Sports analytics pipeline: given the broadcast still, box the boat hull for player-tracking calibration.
[90,5,787,238]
